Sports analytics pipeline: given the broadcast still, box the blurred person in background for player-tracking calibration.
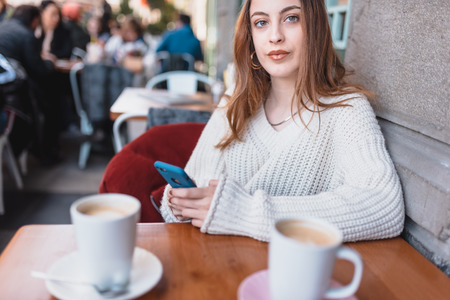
[35,0,76,163]
[61,1,90,53]
[104,16,148,65]
[0,0,12,22]
[0,4,56,161]
[101,0,112,38]
[0,5,54,76]
[104,16,149,86]
[36,0,72,59]
[156,13,203,62]
[35,0,72,58]
[108,19,121,37]
[86,15,110,46]
[84,15,111,64]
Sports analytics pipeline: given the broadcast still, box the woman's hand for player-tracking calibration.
[41,52,57,64]
[168,179,219,228]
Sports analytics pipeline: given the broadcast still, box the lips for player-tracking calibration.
[268,50,290,60]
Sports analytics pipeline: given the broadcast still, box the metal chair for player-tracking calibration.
[155,51,195,74]
[113,108,212,153]
[69,62,93,169]
[112,71,221,153]
[70,47,87,61]
[112,112,146,153]
[326,0,353,51]
[145,70,223,103]
[70,62,134,168]
[0,109,24,214]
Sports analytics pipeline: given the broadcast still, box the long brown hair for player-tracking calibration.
[217,0,374,150]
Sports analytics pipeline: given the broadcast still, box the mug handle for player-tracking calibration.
[324,247,363,299]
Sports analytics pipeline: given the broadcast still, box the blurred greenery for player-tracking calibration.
[146,0,165,9]
[145,0,177,35]
[119,0,133,16]
[115,0,176,35]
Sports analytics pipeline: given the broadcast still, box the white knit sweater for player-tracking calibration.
[160,94,405,242]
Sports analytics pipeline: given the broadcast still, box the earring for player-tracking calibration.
[250,51,262,70]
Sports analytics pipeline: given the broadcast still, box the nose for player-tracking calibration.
[269,23,284,44]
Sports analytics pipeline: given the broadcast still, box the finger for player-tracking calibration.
[171,197,211,210]
[177,216,191,222]
[181,207,207,221]
[169,203,182,215]
[171,186,215,199]
[208,179,219,187]
[170,197,199,209]
[169,204,181,213]
[191,218,203,228]
[170,187,203,199]
[169,205,190,222]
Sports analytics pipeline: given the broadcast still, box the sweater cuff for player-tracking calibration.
[200,176,271,242]
[160,185,181,223]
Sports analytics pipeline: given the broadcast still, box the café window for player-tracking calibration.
[326,0,352,59]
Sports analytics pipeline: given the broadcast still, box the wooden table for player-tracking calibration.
[54,59,82,73]
[0,224,449,300]
[109,87,215,121]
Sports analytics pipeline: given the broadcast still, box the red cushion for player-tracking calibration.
[99,122,205,222]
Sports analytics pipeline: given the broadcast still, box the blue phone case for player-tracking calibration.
[154,161,196,188]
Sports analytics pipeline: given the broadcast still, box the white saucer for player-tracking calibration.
[238,270,358,300]
[45,247,163,300]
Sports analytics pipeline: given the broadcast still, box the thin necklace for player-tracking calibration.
[269,111,299,126]
[268,98,310,127]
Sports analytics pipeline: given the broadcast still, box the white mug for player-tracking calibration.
[70,193,141,290]
[269,218,363,300]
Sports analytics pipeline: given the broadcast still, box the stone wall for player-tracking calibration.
[345,0,450,275]
[214,0,240,80]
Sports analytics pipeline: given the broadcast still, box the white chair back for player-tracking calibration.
[167,73,198,95]
[146,71,224,103]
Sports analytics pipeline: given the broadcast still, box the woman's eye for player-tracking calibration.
[255,20,268,28]
[285,15,299,23]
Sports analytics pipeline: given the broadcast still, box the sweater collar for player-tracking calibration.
[248,104,314,151]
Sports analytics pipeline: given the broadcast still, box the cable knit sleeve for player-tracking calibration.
[160,105,228,222]
[200,98,404,242]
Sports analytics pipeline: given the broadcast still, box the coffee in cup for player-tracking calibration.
[269,217,363,300]
[277,219,339,246]
[70,193,141,290]
[78,203,135,219]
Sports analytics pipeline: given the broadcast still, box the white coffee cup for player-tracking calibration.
[70,193,141,290]
[269,217,363,300]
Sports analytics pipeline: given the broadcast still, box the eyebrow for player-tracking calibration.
[250,5,302,18]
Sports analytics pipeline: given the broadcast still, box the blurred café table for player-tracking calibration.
[109,87,216,121]
[54,59,82,73]
[0,223,449,299]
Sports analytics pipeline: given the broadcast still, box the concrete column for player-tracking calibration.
[214,0,240,80]
[345,0,450,275]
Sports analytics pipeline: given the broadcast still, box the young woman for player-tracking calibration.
[104,16,148,65]
[32,1,73,163]
[160,0,404,242]
[36,0,72,59]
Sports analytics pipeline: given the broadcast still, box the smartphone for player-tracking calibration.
[154,161,197,188]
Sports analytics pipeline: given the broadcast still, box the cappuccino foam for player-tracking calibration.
[80,204,134,219]
[278,220,338,246]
